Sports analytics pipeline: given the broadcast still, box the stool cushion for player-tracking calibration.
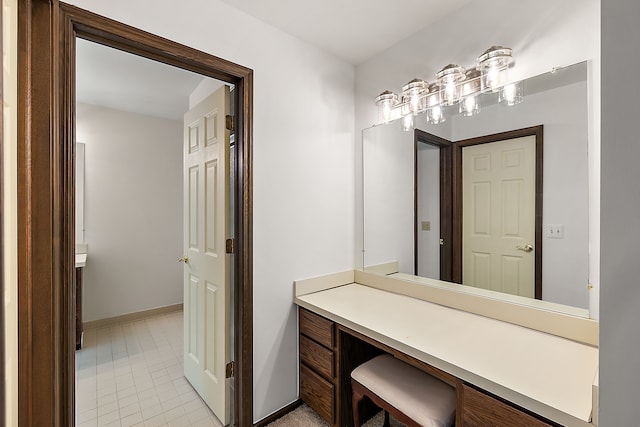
[351,354,456,427]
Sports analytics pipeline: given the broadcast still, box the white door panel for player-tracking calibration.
[183,86,230,425]
[462,136,536,298]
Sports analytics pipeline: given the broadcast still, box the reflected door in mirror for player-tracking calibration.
[462,136,536,298]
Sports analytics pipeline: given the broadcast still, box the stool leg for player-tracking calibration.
[383,410,390,427]
[352,390,363,427]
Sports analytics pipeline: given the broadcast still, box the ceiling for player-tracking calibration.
[219,0,472,64]
[76,38,208,121]
[76,1,473,119]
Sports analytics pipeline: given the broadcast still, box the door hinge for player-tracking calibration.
[226,361,235,378]
[225,115,235,132]
[225,238,235,254]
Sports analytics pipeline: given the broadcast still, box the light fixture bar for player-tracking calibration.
[374,45,520,126]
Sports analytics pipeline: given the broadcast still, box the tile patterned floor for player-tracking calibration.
[75,311,224,427]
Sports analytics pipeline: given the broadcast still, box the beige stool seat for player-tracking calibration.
[351,354,456,427]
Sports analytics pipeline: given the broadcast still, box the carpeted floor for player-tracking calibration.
[266,404,406,427]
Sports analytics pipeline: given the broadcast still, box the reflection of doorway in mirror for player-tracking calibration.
[461,133,540,298]
[414,130,453,282]
[417,143,441,278]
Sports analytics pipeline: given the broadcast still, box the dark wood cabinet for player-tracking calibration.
[461,384,555,426]
[298,306,563,427]
[299,308,337,425]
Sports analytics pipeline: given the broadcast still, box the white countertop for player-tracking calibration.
[75,253,87,268]
[296,283,598,427]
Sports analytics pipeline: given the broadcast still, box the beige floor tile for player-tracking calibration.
[76,311,225,427]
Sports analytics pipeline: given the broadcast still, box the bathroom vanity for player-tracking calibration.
[294,270,598,427]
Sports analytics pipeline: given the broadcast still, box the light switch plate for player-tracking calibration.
[421,221,431,231]
[546,224,564,238]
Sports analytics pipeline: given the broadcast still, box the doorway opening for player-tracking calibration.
[75,38,236,425]
[18,3,253,426]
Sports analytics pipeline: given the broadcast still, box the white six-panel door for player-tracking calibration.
[462,135,536,298]
[182,86,231,425]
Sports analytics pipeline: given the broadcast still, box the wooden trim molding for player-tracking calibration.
[82,304,184,331]
[18,2,254,426]
[453,125,544,299]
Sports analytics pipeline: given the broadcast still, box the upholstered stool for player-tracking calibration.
[351,354,456,427]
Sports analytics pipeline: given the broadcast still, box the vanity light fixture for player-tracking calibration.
[375,90,400,123]
[499,81,524,106]
[477,45,513,92]
[373,45,520,125]
[436,64,466,106]
[425,83,445,124]
[401,113,414,132]
[402,78,429,114]
[459,68,482,117]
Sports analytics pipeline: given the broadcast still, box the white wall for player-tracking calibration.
[67,0,355,420]
[76,103,184,322]
[355,0,599,132]
[355,0,600,315]
[362,123,415,272]
[600,0,640,424]
[76,143,86,244]
[362,120,451,274]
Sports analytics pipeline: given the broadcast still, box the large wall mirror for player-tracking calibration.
[362,61,590,315]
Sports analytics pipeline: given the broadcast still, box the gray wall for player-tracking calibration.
[600,0,640,424]
[77,103,184,322]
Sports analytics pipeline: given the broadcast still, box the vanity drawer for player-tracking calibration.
[462,384,553,427]
[300,363,335,424]
[300,334,334,379]
[299,308,334,349]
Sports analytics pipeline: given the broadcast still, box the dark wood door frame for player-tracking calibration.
[18,2,253,426]
[414,130,453,281]
[452,125,544,299]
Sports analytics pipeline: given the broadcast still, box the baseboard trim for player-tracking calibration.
[83,303,183,331]
[254,399,303,427]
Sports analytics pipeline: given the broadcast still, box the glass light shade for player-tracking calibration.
[401,113,414,132]
[477,46,513,92]
[425,83,441,108]
[436,64,466,106]
[375,90,399,123]
[427,105,446,124]
[400,95,412,117]
[459,68,481,116]
[402,78,428,114]
[499,81,524,106]
[461,68,481,97]
[459,95,480,117]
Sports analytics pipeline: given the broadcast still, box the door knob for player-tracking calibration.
[177,256,190,264]
[516,244,534,253]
